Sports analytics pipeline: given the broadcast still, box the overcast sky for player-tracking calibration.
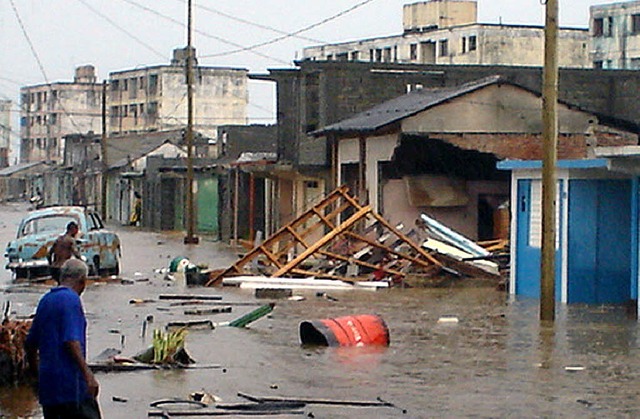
[0,0,628,148]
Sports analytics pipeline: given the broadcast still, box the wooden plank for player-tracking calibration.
[344,231,434,270]
[316,249,406,277]
[369,211,442,267]
[272,206,371,277]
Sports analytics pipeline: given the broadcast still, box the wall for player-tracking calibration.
[402,84,594,134]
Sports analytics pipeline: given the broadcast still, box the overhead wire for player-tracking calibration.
[75,0,167,60]
[200,0,380,59]
[181,0,325,44]
[117,0,291,65]
[8,0,86,134]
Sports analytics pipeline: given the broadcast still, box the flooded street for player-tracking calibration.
[2,202,640,418]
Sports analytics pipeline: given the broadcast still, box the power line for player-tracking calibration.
[76,0,167,60]
[9,0,86,135]
[117,0,291,65]
[183,0,325,44]
[200,0,380,59]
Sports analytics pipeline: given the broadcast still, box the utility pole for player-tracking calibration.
[184,0,199,244]
[101,80,108,220]
[540,0,558,322]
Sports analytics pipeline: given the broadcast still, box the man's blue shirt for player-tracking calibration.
[26,286,89,406]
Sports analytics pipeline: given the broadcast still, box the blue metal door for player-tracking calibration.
[567,179,631,304]
[515,179,563,299]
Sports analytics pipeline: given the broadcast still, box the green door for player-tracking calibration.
[197,177,218,233]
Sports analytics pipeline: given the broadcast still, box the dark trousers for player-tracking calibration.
[50,267,61,284]
[43,398,101,419]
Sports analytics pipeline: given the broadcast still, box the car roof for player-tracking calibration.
[24,206,88,220]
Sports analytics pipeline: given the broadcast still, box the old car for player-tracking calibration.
[5,206,121,279]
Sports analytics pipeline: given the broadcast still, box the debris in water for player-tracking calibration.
[437,316,459,324]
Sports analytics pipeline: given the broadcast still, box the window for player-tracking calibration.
[369,49,375,62]
[350,51,359,61]
[375,49,382,62]
[50,114,57,125]
[148,102,158,116]
[439,39,449,57]
[631,58,640,69]
[633,14,640,34]
[606,17,613,36]
[383,47,392,62]
[410,44,418,60]
[469,35,477,51]
[148,74,158,94]
[461,37,467,54]
[594,18,604,36]
[593,60,603,69]
[111,80,119,91]
[139,76,145,90]
[122,79,128,91]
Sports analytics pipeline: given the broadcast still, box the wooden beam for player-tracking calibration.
[272,206,372,277]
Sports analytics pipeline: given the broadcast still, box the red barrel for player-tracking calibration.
[299,314,389,347]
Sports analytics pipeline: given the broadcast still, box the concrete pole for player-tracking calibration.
[184,0,199,244]
[101,81,108,220]
[541,0,558,322]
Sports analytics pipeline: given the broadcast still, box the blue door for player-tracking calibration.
[567,179,631,304]
[515,179,563,299]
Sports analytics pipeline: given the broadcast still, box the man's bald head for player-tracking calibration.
[59,258,89,295]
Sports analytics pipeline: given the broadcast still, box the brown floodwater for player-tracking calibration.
[1,202,640,418]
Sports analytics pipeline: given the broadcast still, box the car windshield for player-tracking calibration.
[19,215,79,238]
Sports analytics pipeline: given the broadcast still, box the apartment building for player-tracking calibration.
[20,66,102,164]
[302,0,590,68]
[590,1,640,69]
[0,100,10,167]
[108,47,249,140]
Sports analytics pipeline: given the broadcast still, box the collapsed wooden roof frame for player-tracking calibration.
[206,186,442,286]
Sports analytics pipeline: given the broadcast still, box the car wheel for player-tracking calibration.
[110,253,121,276]
[90,256,100,277]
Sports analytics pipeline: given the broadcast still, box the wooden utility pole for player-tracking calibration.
[101,80,108,220]
[541,0,558,322]
[184,0,199,244]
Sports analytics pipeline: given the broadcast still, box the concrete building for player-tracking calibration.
[0,100,10,168]
[302,0,590,68]
[108,47,249,142]
[590,0,640,69]
[20,66,102,164]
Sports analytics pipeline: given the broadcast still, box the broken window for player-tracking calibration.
[148,74,158,94]
[148,102,158,117]
[606,16,614,36]
[410,44,418,60]
[633,14,640,34]
[594,18,604,36]
[383,47,392,62]
[469,35,477,51]
[439,39,448,57]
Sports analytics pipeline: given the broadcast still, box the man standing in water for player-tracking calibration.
[47,221,82,283]
[25,258,101,419]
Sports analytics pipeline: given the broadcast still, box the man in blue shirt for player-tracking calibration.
[25,258,101,419]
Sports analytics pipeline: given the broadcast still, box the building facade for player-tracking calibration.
[19,66,102,164]
[108,47,249,141]
[0,100,10,168]
[302,0,590,68]
[590,0,640,69]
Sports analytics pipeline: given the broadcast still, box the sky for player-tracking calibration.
[0,0,628,158]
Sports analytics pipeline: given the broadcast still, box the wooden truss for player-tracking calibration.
[206,186,442,286]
